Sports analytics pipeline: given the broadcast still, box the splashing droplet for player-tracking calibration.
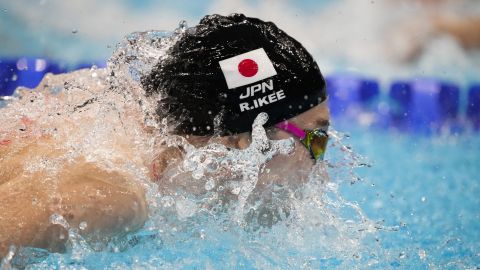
[418,249,427,259]
[50,213,70,230]
[205,179,215,191]
[79,221,88,230]
[178,20,188,31]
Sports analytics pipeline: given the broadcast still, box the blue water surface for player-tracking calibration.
[340,125,480,269]
[2,122,479,269]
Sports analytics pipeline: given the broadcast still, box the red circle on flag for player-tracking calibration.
[238,59,258,77]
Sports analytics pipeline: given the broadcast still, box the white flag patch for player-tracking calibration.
[219,48,277,89]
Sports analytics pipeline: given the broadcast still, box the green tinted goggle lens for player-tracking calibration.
[301,128,328,161]
[275,121,329,161]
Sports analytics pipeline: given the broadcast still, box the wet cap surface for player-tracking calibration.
[142,13,327,135]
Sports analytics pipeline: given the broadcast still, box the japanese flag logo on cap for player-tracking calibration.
[219,48,277,89]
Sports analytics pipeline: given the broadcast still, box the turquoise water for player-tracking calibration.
[2,122,478,269]
[340,126,480,269]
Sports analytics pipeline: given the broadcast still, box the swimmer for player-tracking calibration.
[0,14,329,256]
[386,0,480,62]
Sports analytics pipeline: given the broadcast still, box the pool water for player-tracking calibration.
[1,27,479,270]
[2,123,478,269]
[340,126,480,269]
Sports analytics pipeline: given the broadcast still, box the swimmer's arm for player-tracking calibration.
[433,16,480,49]
[0,160,148,257]
[386,14,480,63]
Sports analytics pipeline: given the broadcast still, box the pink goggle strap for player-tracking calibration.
[275,121,306,140]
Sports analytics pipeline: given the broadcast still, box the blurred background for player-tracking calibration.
[1,0,480,73]
[1,0,479,132]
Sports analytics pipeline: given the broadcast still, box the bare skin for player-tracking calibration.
[153,101,330,196]
[0,98,329,257]
[386,0,480,62]
[433,16,480,49]
[0,136,148,255]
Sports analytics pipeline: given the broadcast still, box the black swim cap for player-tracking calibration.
[142,13,327,136]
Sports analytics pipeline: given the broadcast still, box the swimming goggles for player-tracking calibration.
[275,121,328,161]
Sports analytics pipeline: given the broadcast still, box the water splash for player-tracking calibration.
[179,112,295,224]
[0,22,381,269]
[0,246,16,270]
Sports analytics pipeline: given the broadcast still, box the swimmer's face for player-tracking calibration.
[184,101,330,187]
